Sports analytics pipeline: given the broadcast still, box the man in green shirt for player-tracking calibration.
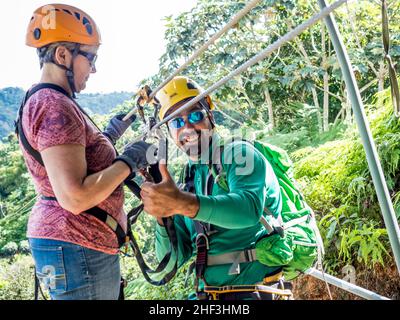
[141,76,290,300]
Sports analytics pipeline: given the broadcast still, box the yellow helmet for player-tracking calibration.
[156,76,214,120]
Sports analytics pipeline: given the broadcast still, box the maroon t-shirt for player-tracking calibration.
[22,87,126,254]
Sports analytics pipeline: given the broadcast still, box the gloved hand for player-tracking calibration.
[103,113,137,145]
[113,141,157,173]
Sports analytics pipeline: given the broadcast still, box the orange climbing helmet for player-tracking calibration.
[26,3,101,48]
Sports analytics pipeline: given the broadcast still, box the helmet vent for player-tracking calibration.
[74,12,81,20]
[85,23,93,35]
[33,28,41,40]
[62,9,72,15]
[82,17,90,25]
[187,82,196,90]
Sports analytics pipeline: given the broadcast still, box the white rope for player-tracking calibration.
[129,0,348,143]
[123,0,262,121]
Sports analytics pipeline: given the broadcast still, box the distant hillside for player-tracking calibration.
[0,87,133,139]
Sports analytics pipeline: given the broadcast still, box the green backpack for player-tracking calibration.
[210,139,324,281]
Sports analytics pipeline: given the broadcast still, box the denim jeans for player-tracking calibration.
[29,238,121,300]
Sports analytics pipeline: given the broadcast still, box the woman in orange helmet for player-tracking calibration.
[18,4,152,300]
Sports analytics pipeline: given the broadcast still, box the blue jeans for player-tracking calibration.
[29,238,121,300]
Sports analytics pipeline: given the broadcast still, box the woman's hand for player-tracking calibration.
[140,163,199,219]
[114,140,157,173]
[103,113,137,145]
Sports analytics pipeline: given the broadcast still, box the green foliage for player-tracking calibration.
[0,242,18,257]
[0,87,25,138]
[0,255,35,300]
[122,253,194,300]
[293,89,399,274]
[76,91,134,115]
[149,0,400,135]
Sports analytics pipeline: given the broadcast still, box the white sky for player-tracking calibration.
[0,0,197,93]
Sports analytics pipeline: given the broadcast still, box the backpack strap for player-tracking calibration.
[209,139,286,237]
[15,84,70,165]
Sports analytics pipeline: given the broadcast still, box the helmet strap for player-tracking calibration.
[51,44,80,98]
[199,97,215,128]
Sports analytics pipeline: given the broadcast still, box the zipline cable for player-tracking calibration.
[123,0,262,121]
[129,0,348,144]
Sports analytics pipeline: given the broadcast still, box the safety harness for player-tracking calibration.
[15,83,179,299]
[181,162,292,300]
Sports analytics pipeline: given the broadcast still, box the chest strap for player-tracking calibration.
[207,248,258,275]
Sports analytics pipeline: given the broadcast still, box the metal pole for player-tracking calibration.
[306,268,390,300]
[317,0,400,275]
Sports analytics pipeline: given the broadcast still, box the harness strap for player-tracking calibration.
[127,217,179,286]
[193,220,209,298]
[15,83,72,166]
[204,283,293,300]
[281,213,310,230]
[207,249,258,267]
[41,196,127,247]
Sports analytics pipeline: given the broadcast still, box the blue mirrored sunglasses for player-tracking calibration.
[168,110,207,129]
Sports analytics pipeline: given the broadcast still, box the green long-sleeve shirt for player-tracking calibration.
[155,137,282,287]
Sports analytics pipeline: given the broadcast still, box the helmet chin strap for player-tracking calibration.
[51,44,80,98]
[199,97,216,128]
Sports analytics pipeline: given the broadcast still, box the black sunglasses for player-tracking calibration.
[78,50,97,68]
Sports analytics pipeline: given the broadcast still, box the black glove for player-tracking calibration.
[103,113,137,145]
[113,141,157,173]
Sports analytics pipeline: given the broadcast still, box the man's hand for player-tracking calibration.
[141,163,199,219]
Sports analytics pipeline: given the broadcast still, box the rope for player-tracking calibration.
[382,0,400,116]
[129,0,348,144]
[123,0,262,121]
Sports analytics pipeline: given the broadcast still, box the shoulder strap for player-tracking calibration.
[210,144,229,192]
[181,164,196,193]
[15,83,73,166]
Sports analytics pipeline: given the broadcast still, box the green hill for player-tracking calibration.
[0,87,133,139]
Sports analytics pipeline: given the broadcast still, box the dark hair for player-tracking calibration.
[36,42,78,67]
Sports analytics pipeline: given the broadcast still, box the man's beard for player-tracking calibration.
[179,129,212,161]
